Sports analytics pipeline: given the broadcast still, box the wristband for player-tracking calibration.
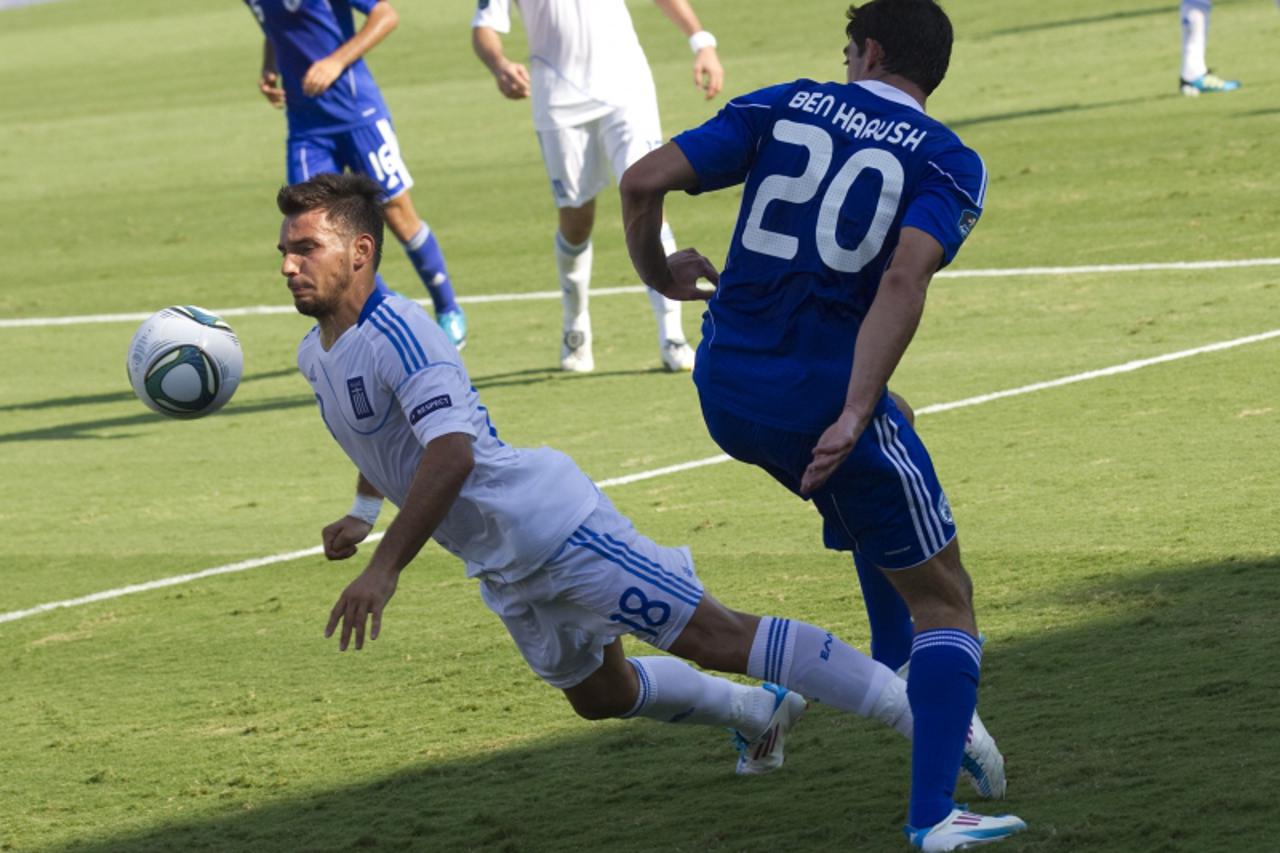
[348,493,383,526]
[688,30,717,54]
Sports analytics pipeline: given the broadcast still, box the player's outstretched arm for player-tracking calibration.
[620,144,718,301]
[471,26,530,99]
[302,0,400,97]
[652,0,723,99]
[801,228,943,495]
[324,432,475,651]
[258,39,285,108]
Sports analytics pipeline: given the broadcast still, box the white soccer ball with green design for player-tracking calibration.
[126,306,243,419]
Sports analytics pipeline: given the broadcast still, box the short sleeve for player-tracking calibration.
[394,364,480,448]
[901,144,987,268]
[471,0,511,33]
[672,83,792,194]
[348,0,380,15]
[366,300,479,447]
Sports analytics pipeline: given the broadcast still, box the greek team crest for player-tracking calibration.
[937,492,954,526]
[347,376,375,420]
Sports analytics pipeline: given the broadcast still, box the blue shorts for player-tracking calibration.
[287,116,414,200]
[699,392,956,570]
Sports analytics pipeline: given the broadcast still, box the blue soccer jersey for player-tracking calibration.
[246,0,390,134]
[673,79,987,432]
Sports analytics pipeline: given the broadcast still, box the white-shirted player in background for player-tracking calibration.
[470,0,723,373]
[275,173,1007,787]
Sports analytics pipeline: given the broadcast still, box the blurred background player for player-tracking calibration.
[1179,0,1240,96]
[621,0,1025,848]
[470,0,724,373]
[246,0,468,348]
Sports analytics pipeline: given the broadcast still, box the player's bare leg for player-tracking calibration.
[383,192,466,347]
[556,201,596,371]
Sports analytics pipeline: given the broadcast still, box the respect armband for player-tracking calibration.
[688,31,717,54]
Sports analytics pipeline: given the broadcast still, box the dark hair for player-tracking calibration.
[846,0,953,95]
[276,173,385,270]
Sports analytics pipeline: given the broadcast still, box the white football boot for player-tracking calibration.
[660,339,695,372]
[960,712,1006,799]
[905,807,1027,851]
[560,328,594,373]
[733,683,808,775]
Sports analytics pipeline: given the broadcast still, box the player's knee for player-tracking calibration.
[670,603,755,674]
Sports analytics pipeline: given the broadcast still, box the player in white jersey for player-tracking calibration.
[275,172,1008,787]
[471,0,724,373]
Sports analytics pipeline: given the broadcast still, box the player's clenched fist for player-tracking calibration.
[258,70,285,108]
[322,515,372,561]
[494,60,531,99]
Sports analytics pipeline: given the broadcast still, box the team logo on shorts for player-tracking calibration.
[347,376,375,420]
[957,209,980,238]
[937,491,954,525]
[551,179,568,199]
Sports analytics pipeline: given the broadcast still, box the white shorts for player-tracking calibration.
[535,102,664,208]
[478,493,704,689]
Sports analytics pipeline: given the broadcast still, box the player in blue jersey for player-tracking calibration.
[619,1,1026,849]
[273,172,1008,789]
[245,0,468,348]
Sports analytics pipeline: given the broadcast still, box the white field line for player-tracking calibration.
[3,257,1280,329]
[3,325,1276,626]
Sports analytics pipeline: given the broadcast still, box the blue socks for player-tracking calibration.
[854,553,913,671]
[402,223,458,315]
[906,629,982,828]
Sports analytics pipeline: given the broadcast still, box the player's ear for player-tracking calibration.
[863,37,887,74]
[351,232,376,272]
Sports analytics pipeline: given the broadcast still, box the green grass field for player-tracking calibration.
[3,0,1279,850]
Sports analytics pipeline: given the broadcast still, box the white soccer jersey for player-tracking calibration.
[297,283,598,582]
[472,0,659,130]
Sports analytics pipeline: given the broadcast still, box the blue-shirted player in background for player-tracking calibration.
[246,0,468,348]
[620,1,1027,849]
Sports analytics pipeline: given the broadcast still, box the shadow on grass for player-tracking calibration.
[0,368,299,415]
[948,94,1179,131]
[975,6,1177,39]
[49,555,1280,853]
[472,366,683,391]
[0,394,315,443]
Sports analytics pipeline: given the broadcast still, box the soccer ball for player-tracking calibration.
[126,306,244,419]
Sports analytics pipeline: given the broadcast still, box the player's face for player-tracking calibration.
[278,209,355,318]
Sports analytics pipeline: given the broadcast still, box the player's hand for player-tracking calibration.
[692,48,723,100]
[322,515,373,561]
[325,565,399,651]
[494,60,531,99]
[258,70,285,108]
[801,409,868,495]
[302,56,345,97]
[663,248,719,301]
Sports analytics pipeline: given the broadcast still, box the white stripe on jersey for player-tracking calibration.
[927,159,984,209]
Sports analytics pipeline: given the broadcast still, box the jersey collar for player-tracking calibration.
[357,278,392,325]
[853,80,924,113]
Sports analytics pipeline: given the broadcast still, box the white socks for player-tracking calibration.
[623,656,776,740]
[648,221,685,344]
[747,616,911,737]
[555,231,592,338]
[1181,0,1211,81]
